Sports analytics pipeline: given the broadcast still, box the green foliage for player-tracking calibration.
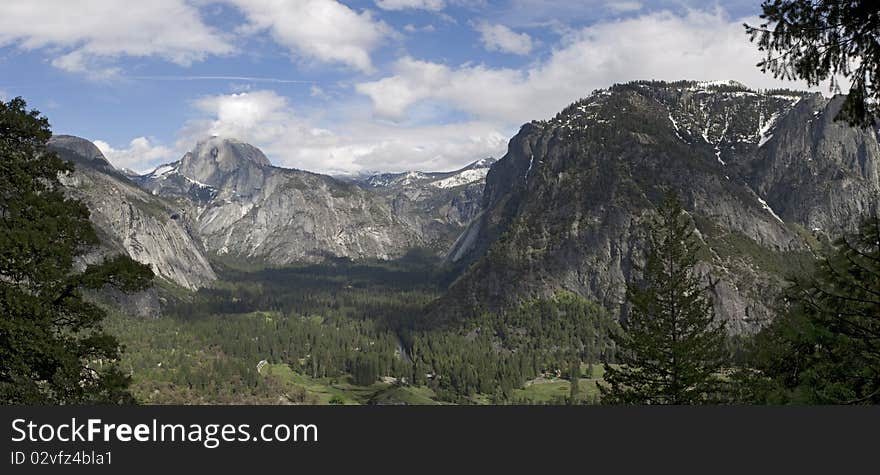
[112,259,433,403]
[746,0,880,127]
[102,309,404,404]
[351,354,382,386]
[601,193,729,404]
[482,291,620,364]
[741,215,880,404]
[0,97,153,404]
[169,258,442,330]
[568,360,580,404]
[103,255,619,404]
[406,292,619,402]
[692,214,815,278]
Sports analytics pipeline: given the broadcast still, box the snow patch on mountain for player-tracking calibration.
[756,195,784,223]
[758,112,781,147]
[149,164,176,177]
[363,158,495,189]
[431,167,490,188]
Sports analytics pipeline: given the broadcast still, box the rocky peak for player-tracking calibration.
[48,135,217,291]
[48,134,113,169]
[176,136,271,193]
[548,81,817,166]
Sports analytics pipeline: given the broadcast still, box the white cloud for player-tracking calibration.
[404,24,437,33]
[310,85,329,99]
[50,50,122,80]
[475,22,534,55]
[228,0,392,72]
[189,90,294,137]
[8,4,842,177]
[607,1,642,13]
[375,0,446,11]
[94,137,175,173]
[357,9,830,125]
[0,0,234,77]
[179,90,507,174]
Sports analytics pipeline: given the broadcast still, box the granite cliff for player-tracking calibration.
[440,81,879,333]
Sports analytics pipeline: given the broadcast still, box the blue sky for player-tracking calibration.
[0,0,821,174]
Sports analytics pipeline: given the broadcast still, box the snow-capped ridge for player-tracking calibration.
[431,167,490,188]
[362,157,496,189]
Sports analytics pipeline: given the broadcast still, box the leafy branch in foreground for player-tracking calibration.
[743,214,880,404]
[745,0,880,127]
[0,97,153,405]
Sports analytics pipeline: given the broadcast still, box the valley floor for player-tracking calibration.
[104,312,611,405]
[103,255,617,405]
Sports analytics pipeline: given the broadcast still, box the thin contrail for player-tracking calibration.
[129,75,316,84]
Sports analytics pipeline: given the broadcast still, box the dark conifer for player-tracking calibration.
[601,193,728,405]
[745,215,880,404]
[0,97,153,404]
[568,361,580,404]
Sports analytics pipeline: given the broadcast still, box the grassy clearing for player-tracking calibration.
[512,379,603,404]
[512,364,612,404]
[368,385,443,405]
[263,363,442,405]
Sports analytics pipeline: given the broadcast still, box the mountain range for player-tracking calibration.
[51,134,495,288]
[50,80,879,333]
[439,80,878,333]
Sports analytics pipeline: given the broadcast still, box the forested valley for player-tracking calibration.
[103,250,624,405]
[102,196,880,406]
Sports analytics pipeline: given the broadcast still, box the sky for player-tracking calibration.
[0,0,830,175]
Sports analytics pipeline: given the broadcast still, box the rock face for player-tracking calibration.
[138,137,494,265]
[746,94,880,234]
[440,81,880,334]
[356,158,496,248]
[51,134,495,292]
[49,136,217,291]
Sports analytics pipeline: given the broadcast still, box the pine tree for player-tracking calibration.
[745,0,880,127]
[0,97,154,404]
[745,215,880,404]
[600,193,728,405]
[568,360,580,404]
